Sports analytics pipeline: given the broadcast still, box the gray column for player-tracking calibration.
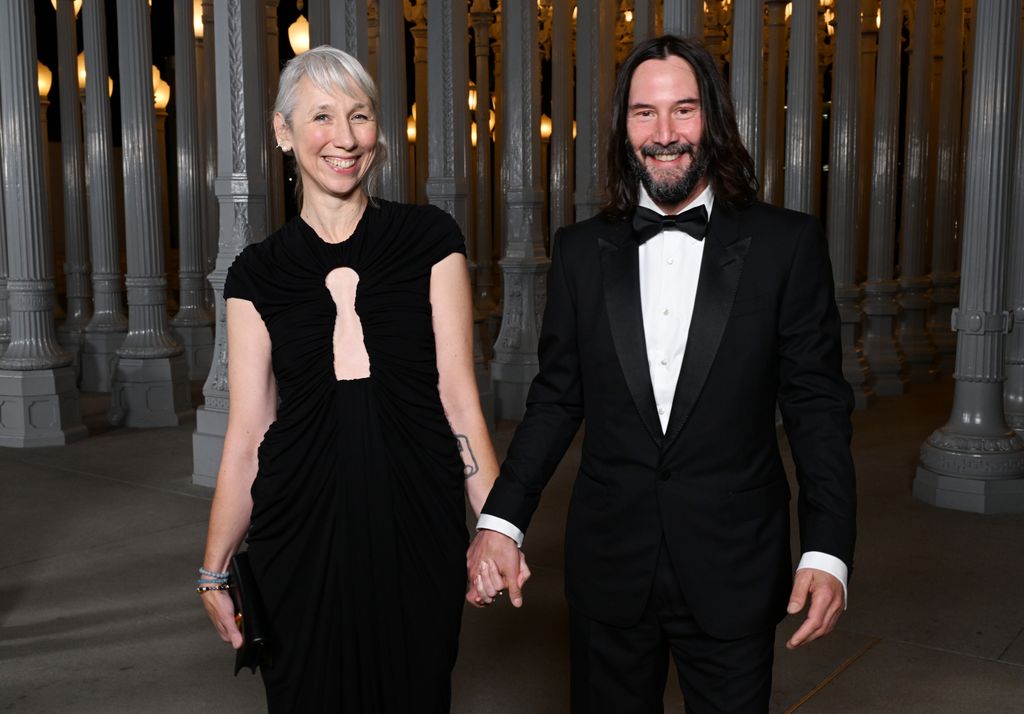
[470,0,495,314]
[784,0,818,214]
[915,0,1024,513]
[201,1,219,279]
[856,0,878,282]
[409,3,429,204]
[861,0,907,396]
[308,0,327,47]
[82,0,128,392]
[896,0,939,383]
[549,0,574,237]
[929,0,965,374]
[0,119,8,355]
[171,0,214,381]
[265,0,285,231]
[327,0,369,64]
[54,0,92,368]
[731,0,762,181]
[109,0,191,428]
[1005,29,1024,433]
[763,0,787,205]
[376,0,409,201]
[633,0,656,46]
[426,0,492,430]
[367,0,380,81]
[0,1,84,447]
[193,0,271,487]
[828,0,873,410]
[664,0,703,38]
[574,0,613,221]
[491,0,549,420]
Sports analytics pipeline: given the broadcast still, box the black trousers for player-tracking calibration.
[569,542,775,714]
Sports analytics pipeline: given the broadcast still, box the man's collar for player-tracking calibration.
[637,184,715,218]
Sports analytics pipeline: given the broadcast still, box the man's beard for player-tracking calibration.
[628,142,710,207]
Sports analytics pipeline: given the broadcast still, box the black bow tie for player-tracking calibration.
[632,204,709,244]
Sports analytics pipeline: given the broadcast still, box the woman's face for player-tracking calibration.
[274,75,378,204]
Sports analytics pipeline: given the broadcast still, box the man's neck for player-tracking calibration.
[638,183,714,217]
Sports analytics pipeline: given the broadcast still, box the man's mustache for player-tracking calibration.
[640,143,697,158]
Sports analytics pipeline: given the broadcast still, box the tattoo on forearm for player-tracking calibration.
[455,434,480,478]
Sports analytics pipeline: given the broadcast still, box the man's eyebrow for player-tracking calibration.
[627,97,700,110]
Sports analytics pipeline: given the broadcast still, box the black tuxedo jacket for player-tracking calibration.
[482,200,857,640]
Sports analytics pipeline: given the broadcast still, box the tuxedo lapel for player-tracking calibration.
[663,205,752,446]
[600,223,664,446]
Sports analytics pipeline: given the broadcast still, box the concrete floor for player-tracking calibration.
[2,377,1023,713]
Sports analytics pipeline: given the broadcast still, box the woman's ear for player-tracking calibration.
[273,113,292,152]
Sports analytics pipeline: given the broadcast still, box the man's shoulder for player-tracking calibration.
[555,212,630,248]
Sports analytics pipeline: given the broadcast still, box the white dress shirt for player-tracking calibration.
[478,186,849,603]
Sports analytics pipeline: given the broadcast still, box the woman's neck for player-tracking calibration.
[300,191,369,244]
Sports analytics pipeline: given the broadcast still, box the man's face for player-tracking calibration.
[625,55,708,214]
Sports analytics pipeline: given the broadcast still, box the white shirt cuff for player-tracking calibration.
[476,514,525,548]
[797,551,849,608]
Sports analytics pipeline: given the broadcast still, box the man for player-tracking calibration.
[468,35,856,713]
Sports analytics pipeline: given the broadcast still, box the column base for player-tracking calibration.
[913,468,1024,514]
[81,330,127,392]
[491,359,538,421]
[192,404,228,487]
[0,367,87,447]
[109,354,193,428]
[56,327,85,383]
[171,324,214,381]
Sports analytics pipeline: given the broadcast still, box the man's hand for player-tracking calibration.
[785,567,845,649]
[466,529,530,609]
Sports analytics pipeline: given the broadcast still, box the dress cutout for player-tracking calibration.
[325,267,370,380]
[223,200,468,713]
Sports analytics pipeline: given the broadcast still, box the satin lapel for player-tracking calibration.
[663,206,752,446]
[600,224,664,446]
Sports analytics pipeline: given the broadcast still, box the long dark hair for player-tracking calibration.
[602,35,759,219]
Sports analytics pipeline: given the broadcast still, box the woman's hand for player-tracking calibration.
[201,590,244,649]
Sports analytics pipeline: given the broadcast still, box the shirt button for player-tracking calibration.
[658,407,665,415]
[660,359,668,366]
[666,257,675,265]
[663,309,670,316]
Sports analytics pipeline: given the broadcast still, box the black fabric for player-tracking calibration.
[224,199,468,713]
[632,204,709,244]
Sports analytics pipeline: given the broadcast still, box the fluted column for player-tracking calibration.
[376,0,409,201]
[861,0,907,396]
[896,0,939,383]
[171,0,214,381]
[471,1,495,318]
[367,0,380,80]
[574,0,613,221]
[409,3,429,203]
[81,0,129,392]
[929,0,965,374]
[856,0,878,281]
[109,0,191,427]
[763,0,787,205]
[491,0,549,420]
[201,1,219,280]
[265,0,284,230]
[828,0,873,409]
[308,0,328,47]
[0,122,8,355]
[0,1,84,447]
[915,0,1024,513]
[1005,33,1024,433]
[633,0,656,45]
[784,0,818,214]
[549,0,573,238]
[54,0,92,369]
[731,0,762,182]
[193,0,271,487]
[327,0,369,64]
[664,0,703,38]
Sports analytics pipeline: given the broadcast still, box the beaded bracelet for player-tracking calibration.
[197,578,227,586]
[196,584,232,594]
[199,567,230,580]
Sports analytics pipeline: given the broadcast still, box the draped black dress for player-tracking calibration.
[223,200,469,713]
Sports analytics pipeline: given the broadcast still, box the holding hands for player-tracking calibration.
[466,530,531,608]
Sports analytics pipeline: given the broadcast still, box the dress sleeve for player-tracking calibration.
[223,248,258,303]
[425,206,467,266]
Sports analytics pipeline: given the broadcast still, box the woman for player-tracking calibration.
[198,46,520,712]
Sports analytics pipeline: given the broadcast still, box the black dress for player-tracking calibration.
[223,200,469,713]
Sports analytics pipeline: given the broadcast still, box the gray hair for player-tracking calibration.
[274,45,389,200]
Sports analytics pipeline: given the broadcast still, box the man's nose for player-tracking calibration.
[652,114,678,146]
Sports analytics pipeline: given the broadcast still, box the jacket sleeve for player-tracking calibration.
[776,215,857,571]
[481,231,585,534]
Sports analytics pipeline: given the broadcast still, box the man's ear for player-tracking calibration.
[273,113,292,152]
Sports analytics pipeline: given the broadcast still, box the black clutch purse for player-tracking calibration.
[229,551,272,675]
